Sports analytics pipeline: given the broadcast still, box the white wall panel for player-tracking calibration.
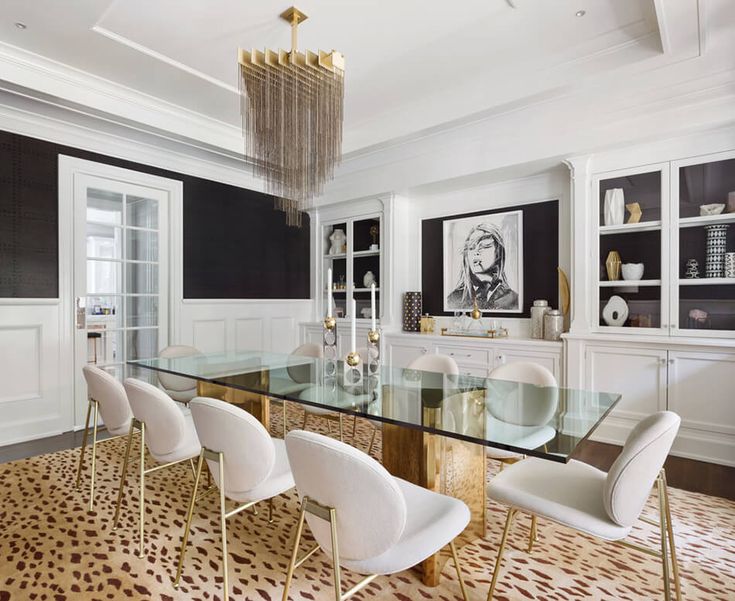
[270,317,296,353]
[192,319,226,353]
[235,318,264,352]
[0,325,41,403]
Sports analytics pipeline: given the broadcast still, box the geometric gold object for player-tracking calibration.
[471,297,482,320]
[626,202,642,224]
[557,267,571,316]
[367,329,380,344]
[323,316,337,330]
[605,250,622,281]
[346,351,361,367]
[238,6,345,226]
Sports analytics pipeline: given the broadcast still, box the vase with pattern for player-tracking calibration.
[704,224,729,278]
[603,188,625,226]
[402,292,422,332]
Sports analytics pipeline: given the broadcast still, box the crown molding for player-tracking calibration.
[0,40,244,154]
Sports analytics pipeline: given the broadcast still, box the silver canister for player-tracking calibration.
[543,310,564,341]
[530,299,550,339]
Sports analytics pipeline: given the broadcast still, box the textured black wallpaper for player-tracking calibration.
[0,130,310,299]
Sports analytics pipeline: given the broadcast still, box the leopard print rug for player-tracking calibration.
[1,405,733,601]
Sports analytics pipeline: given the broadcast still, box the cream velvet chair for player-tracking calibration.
[112,378,202,558]
[157,344,201,404]
[76,365,133,510]
[408,353,460,376]
[173,397,295,599]
[283,430,471,601]
[485,411,682,601]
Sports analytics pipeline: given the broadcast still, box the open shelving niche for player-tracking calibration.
[322,215,382,323]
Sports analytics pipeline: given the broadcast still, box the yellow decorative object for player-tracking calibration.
[367,330,381,344]
[346,351,361,367]
[606,251,622,281]
[557,267,570,317]
[471,298,482,320]
[420,314,436,333]
[626,202,642,224]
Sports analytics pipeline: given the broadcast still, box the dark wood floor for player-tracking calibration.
[573,440,735,501]
[1,431,732,501]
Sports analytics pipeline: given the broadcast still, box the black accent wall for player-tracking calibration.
[0,130,310,299]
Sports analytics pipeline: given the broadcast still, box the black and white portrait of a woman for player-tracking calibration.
[443,210,523,313]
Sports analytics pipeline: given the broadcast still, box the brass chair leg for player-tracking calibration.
[658,473,672,601]
[487,507,517,601]
[137,422,146,558]
[268,497,275,524]
[366,424,378,457]
[449,540,470,601]
[661,470,682,601]
[351,414,358,439]
[282,499,308,601]
[283,400,288,438]
[112,420,137,530]
[174,450,205,588]
[188,458,197,479]
[75,400,93,491]
[219,453,229,599]
[302,412,308,430]
[328,507,342,601]
[528,514,538,553]
[87,401,100,511]
[338,414,344,442]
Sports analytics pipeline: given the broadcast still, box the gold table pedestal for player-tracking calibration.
[196,371,271,431]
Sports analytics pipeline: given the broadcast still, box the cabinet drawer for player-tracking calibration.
[435,346,489,364]
[455,363,490,378]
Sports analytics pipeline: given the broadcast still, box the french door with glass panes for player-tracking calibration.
[73,171,169,417]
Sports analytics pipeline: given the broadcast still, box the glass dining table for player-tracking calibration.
[130,350,620,586]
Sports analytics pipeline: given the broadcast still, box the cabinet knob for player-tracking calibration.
[497,354,505,363]
[660,358,667,365]
[668,358,675,365]
[421,347,428,354]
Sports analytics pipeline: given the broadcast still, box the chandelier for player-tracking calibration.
[238,6,345,226]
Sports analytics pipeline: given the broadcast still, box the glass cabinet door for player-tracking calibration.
[595,165,669,332]
[673,153,735,336]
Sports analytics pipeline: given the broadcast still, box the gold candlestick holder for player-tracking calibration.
[322,317,338,380]
[366,329,382,403]
[343,350,363,389]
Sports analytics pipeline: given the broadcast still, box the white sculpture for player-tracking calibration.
[603,188,625,226]
[363,270,376,287]
[329,228,346,255]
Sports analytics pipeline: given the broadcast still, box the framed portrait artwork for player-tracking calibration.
[442,209,523,313]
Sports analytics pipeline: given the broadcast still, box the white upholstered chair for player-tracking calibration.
[408,353,460,376]
[173,397,295,598]
[76,365,133,510]
[486,361,558,464]
[283,430,470,601]
[157,344,201,404]
[485,411,682,601]
[271,343,322,436]
[112,378,202,558]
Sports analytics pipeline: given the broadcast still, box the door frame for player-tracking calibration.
[59,156,183,428]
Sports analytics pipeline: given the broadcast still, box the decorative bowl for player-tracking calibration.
[700,203,725,216]
[621,263,645,281]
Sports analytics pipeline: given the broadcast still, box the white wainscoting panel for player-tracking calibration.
[0,325,41,404]
[179,301,313,355]
[235,318,264,352]
[192,319,227,353]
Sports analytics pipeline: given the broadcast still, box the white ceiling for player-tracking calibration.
[0,0,730,157]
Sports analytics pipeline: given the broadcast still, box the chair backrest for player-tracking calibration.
[487,361,559,426]
[407,353,459,375]
[82,365,132,433]
[287,343,323,384]
[285,430,407,561]
[123,378,188,460]
[157,345,200,393]
[190,397,276,494]
[603,411,681,527]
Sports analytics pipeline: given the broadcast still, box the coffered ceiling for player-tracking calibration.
[0,0,729,157]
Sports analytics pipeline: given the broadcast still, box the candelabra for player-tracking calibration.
[322,316,337,384]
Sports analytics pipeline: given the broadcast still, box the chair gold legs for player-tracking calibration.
[112,419,137,530]
[283,400,288,437]
[218,453,229,598]
[282,496,469,601]
[174,450,205,589]
[487,507,517,601]
[138,421,146,558]
[527,514,538,553]
[75,399,99,511]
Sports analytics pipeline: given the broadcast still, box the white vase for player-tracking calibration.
[604,188,625,226]
[363,270,376,287]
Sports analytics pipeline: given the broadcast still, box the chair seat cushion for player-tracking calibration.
[341,477,470,575]
[225,438,295,503]
[152,414,201,464]
[268,377,312,397]
[487,458,631,541]
[485,417,556,459]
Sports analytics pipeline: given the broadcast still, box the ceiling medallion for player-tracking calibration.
[238,6,345,226]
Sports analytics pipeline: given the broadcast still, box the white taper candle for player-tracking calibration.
[370,282,376,331]
[350,298,356,353]
[327,267,333,318]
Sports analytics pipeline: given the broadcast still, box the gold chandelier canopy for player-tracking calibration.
[238,6,345,226]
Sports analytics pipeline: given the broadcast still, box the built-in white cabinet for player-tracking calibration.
[385,332,563,382]
[579,341,735,467]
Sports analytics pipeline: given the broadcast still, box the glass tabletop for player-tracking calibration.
[130,351,620,463]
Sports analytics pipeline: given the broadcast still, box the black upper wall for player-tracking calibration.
[0,130,310,299]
